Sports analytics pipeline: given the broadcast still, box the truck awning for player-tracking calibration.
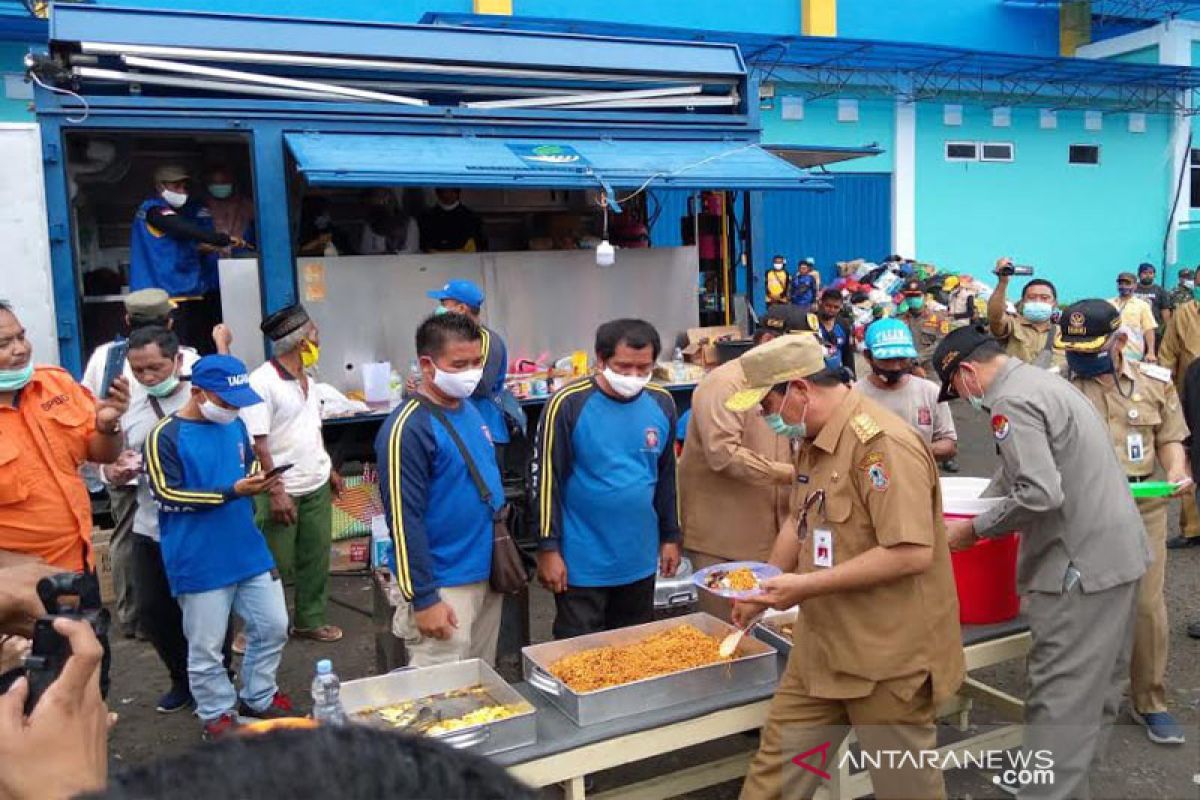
[284,133,826,193]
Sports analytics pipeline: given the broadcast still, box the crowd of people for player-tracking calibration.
[3,247,1200,799]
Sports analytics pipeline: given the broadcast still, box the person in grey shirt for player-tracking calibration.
[934,324,1149,800]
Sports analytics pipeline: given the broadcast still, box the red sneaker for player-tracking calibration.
[238,691,296,720]
[202,713,241,742]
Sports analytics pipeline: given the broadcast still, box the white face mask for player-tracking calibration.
[161,189,188,208]
[432,366,482,399]
[602,367,651,399]
[437,200,461,211]
[199,397,240,424]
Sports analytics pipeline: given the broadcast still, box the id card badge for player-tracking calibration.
[813,528,833,568]
[1126,432,1145,463]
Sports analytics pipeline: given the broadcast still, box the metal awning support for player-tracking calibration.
[72,66,336,102]
[462,84,706,110]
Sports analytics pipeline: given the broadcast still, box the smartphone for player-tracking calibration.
[100,337,129,399]
[263,463,294,479]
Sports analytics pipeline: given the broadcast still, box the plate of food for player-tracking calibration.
[691,561,780,599]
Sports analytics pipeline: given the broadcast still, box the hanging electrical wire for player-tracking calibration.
[27,69,89,124]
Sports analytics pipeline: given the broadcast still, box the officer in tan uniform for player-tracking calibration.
[898,278,948,373]
[726,335,964,800]
[1158,289,1200,548]
[986,257,1066,372]
[1059,300,1192,746]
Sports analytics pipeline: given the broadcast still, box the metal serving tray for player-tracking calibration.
[522,612,778,727]
[339,659,536,756]
[753,608,798,656]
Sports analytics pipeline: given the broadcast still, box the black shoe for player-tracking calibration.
[156,685,195,714]
[1188,621,1200,639]
[1166,535,1200,550]
[941,458,961,474]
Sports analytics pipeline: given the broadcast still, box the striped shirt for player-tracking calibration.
[374,397,503,610]
[143,415,273,595]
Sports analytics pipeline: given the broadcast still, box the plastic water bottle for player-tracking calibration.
[311,659,347,725]
[672,347,686,383]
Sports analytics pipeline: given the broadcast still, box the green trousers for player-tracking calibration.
[255,481,332,630]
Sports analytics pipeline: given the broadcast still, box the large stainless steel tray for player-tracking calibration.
[340,659,535,756]
[522,612,778,727]
[753,607,798,656]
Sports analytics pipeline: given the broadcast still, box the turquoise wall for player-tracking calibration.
[914,104,1172,302]
[1110,45,1160,65]
[0,41,32,121]
[838,0,1058,55]
[760,93,895,173]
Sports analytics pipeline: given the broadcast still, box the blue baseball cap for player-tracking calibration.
[427,279,485,308]
[191,355,262,408]
[864,319,918,360]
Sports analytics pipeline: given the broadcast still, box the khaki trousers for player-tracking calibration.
[1131,497,1169,714]
[740,666,943,800]
[686,550,735,622]
[391,581,502,668]
[1179,492,1200,538]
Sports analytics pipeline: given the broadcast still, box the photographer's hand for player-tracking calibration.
[0,561,58,638]
[0,618,108,800]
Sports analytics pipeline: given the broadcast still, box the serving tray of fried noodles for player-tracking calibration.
[521,612,778,726]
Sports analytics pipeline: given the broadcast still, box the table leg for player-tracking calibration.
[563,776,587,800]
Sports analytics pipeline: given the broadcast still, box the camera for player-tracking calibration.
[0,573,109,714]
[997,263,1035,277]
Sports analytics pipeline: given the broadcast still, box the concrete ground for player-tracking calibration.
[104,402,1200,798]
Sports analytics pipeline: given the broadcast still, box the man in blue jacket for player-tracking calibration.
[533,319,682,639]
[144,355,292,741]
[376,313,505,667]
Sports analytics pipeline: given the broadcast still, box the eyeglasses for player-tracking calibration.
[795,489,826,545]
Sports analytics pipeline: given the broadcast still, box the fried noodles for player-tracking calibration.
[548,624,731,693]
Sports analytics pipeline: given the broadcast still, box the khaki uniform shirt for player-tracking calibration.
[1069,361,1187,480]
[1160,300,1200,395]
[992,312,1066,371]
[787,392,964,704]
[974,360,1150,594]
[902,308,949,369]
[679,359,793,561]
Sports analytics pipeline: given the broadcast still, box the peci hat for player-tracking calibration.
[932,324,997,403]
[154,164,189,184]
[725,334,827,413]
[1057,299,1121,353]
[260,303,311,341]
[191,355,262,408]
[124,288,175,323]
[427,279,485,309]
[864,318,918,360]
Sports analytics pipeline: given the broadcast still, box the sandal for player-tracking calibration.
[291,624,343,643]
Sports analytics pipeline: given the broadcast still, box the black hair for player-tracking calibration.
[595,318,662,361]
[415,311,481,358]
[1138,262,1155,273]
[128,326,180,359]
[819,288,843,303]
[0,300,12,315]
[961,340,1006,364]
[1022,278,1057,300]
[772,254,785,262]
[88,726,536,800]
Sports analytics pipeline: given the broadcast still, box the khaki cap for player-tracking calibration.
[124,288,175,321]
[725,333,826,413]
[154,164,189,183]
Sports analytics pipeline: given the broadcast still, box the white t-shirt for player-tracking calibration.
[83,340,199,486]
[854,375,957,446]
[240,360,331,496]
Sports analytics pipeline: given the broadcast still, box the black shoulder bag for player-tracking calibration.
[415,397,527,595]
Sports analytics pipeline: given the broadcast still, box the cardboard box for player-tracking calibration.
[681,325,742,368]
[331,536,370,573]
[91,528,114,605]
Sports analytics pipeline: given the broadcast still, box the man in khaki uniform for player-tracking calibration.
[679,321,798,619]
[1158,291,1200,547]
[986,257,1065,372]
[726,335,964,800]
[1059,300,1191,745]
[898,277,948,373]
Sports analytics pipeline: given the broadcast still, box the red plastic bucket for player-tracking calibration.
[945,513,1020,625]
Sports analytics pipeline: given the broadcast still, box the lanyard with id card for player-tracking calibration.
[796,489,834,569]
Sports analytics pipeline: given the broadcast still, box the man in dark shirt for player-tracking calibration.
[1134,262,1174,330]
[130,165,246,353]
[813,288,856,378]
[419,188,485,253]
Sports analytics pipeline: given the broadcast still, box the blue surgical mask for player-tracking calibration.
[143,369,180,398]
[433,305,450,316]
[207,183,233,200]
[0,362,34,392]
[765,387,807,439]
[1022,301,1053,323]
[958,366,987,413]
[1066,350,1114,378]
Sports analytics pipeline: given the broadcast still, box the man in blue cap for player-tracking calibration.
[143,354,294,741]
[855,318,958,466]
[426,279,517,453]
